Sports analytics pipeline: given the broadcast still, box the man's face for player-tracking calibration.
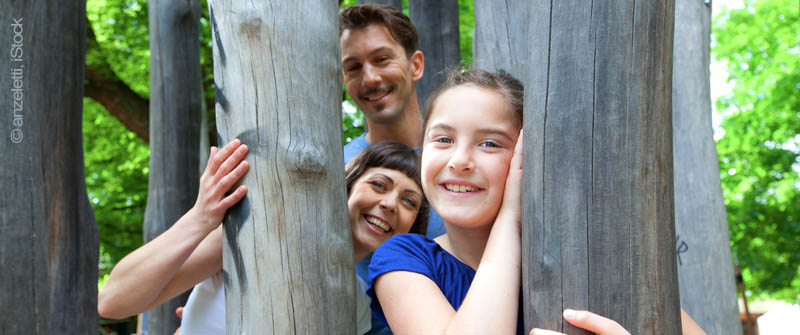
[340,23,423,125]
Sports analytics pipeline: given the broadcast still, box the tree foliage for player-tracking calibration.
[713,0,800,301]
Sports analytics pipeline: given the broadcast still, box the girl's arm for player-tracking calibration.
[375,132,524,334]
[97,140,249,319]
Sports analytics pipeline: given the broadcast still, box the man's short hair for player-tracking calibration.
[340,4,419,58]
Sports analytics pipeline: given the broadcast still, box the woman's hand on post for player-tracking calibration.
[188,139,250,230]
[530,309,631,335]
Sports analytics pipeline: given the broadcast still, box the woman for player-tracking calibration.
[98,140,428,334]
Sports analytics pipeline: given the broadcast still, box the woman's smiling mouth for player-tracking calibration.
[364,214,391,234]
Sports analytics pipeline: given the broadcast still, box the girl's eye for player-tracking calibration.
[369,181,386,191]
[434,137,453,144]
[479,140,501,148]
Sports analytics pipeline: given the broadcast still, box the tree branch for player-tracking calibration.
[85,23,150,142]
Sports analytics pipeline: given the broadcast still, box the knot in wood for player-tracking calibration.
[235,11,264,39]
[288,144,326,175]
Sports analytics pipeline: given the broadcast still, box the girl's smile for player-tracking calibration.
[421,85,520,229]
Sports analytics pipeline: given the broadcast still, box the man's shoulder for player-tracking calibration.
[343,133,369,164]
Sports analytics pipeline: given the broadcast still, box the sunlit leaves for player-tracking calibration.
[713,0,800,301]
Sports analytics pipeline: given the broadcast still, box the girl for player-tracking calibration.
[98,140,428,335]
[367,69,705,335]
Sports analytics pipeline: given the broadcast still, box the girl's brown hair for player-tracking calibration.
[422,68,524,131]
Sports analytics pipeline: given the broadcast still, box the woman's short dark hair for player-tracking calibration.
[345,141,428,235]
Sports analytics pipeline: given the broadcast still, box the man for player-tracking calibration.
[340,4,424,162]
[339,4,445,241]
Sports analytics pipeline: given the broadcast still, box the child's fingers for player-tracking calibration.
[216,145,248,179]
[208,139,241,175]
[510,129,524,170]
[562,309,630,335]
[201,146,219,178]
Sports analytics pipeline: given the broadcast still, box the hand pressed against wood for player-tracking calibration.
[98,139,249,320]
[189,138,250,230]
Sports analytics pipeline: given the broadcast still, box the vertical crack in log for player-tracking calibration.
[588,0,596,313]
[627,0,637,315]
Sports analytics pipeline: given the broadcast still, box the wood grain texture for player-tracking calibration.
[408,0,461,110]
[521,0,681,333]
[672,0,742,333]
[0,1,98,333]
[143,0,204,332]
[208,0,356,333]
[357,0,403,10]
[472,0,527,79]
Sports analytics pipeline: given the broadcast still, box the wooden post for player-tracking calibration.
[672,0,742,333]
[143,0,204,333]
[0,1,98,333]
[408,0,460,109]
[472,0,526,79]
[522,0,681,333]
[207,1,356,333]
[357,0,403,10]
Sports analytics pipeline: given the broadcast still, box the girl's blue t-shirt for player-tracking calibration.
[367,234,524,334]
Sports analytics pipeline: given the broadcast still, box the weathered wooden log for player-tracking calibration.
[408,0,460,109]
[672,0,742,333]
[207,0,356,333]
[143,0,204,332]
[0,1,98,333]
[357,0,403,10]
[522,0,681,333]
[472,0,526,79]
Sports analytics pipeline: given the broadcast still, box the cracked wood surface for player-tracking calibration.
[208,0,356,333]
[142,0,204,333]
[519,0,681,333]
[0,1,98,333]
[672,0,741,333]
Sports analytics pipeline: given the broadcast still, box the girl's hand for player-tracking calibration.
[497,129,523,229]
[188,139,250,231]
[530,309,630,335]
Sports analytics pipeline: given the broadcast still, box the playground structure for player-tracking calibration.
[0,0,741,334]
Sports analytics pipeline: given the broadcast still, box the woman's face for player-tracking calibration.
[348,167,423,254]
[421,85,519,229]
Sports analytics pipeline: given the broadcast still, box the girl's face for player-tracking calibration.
[421,86,519,228]
[348,167,423,253]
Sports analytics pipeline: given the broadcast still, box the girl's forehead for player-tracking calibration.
[426,86,516,131]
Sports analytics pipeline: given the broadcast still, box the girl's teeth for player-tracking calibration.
[445,184,477,192]
[366,216,390,232]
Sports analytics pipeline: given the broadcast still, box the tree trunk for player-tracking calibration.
[0,1,98,333]
[207,1,356,333]
[408,0,460,110]
[522,0,681,333]
[357,0,403,9]
[143,0,204,333]
[672,0,742,333]
[472,0,526,79]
